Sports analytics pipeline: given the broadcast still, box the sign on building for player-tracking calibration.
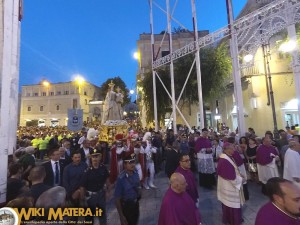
[67,109,83,131]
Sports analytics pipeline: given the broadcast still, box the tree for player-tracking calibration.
[140,43,231,124]
[141,68,171,124]
[99,77,130,105]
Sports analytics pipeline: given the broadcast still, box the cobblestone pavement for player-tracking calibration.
[106,171,268,225]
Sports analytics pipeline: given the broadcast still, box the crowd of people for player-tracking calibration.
[5,125,300,224]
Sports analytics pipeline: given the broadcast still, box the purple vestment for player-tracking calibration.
[256,144,278,165]
[217,155,242,225]
[232,150,244,166]
[217,157,236,180]
[255,202,300,225]
[195,137,211,153]
[158,188,201,225]
[175,166,199,202]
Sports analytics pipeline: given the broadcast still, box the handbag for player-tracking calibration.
[248,160,257,173]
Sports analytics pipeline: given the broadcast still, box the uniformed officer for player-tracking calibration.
[114,153,141,225]
[79,149,111,225]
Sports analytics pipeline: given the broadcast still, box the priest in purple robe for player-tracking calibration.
[256,137,279,194]
[217,142,245,225]
[227,136,249,201]
[175,153,199,204]
[195,128,215,189]
[158,173,201,225]
[255,177,300,225]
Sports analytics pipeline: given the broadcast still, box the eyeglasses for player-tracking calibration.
[126,160,135,164]
[180,159,191,163]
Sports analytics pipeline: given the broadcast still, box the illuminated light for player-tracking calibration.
[130,90,135,95]
[42,80,50,87]
[279,40,297,53]
[215,115,221,120]
[244,54,253,63]
[133,51,140,60]
[73,74,85,85]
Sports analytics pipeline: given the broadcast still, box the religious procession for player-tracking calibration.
[5,81,300,225]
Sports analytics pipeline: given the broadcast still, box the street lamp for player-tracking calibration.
[278,40,297,53]
[73,75,85,112]
[74,75,85,94]
[243,54,254,63]
[42,80,51,125]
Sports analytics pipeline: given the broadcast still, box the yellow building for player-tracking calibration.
[20,80,101,126]
[215,33,297,136]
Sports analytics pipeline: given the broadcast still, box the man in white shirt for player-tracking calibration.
[283,141,300,188]
[78,130,87,148]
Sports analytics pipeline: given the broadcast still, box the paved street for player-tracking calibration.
[106,171,269,225]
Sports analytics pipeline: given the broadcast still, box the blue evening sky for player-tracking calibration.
[20,0,247,90]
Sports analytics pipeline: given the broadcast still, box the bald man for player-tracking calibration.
[255,177,300,225]
[158,173,201,225]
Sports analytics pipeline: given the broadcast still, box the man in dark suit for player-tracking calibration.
[43,144,65,187]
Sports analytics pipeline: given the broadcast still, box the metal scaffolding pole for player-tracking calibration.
[149,0,158,131]
[166,0,177,134]
[191,0,204,129]
[226,0,246,136]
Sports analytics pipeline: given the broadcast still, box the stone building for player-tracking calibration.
[19,80,101,126]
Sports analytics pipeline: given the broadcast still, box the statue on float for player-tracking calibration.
[101,81,124,123]
[99,80,128,145]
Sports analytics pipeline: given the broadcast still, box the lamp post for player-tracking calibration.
[42,80,50,125]
[74,75,85,109]
[262,43,279,139]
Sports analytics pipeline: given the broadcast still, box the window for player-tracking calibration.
[42,92,46,96]
[26,93,31,97]
[73,99,78,109]
[84,91,87,96]
[64,91,69,95]
[57,91,61,95]
[27,106,31,112]
[85,99,88,105]
[40,106,44,111]
[56,105,60,111]
[34,93,38,96]
[50,92,54,96]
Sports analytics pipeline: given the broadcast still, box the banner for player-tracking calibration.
[67,109,83,131]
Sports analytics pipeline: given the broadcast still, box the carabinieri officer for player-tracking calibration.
[114,153,141,225]
[80,149,111,225]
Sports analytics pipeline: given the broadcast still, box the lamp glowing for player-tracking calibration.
[133,52,139,60]
[279,40,297,53]
[244,54,253,63]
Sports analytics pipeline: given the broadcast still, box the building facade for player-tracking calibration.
[213,34,297,136]
[20,81,101,126]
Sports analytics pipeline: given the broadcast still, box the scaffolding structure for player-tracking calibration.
[149,0,300,135]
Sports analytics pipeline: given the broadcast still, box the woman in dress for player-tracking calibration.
[246,137,258,182]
